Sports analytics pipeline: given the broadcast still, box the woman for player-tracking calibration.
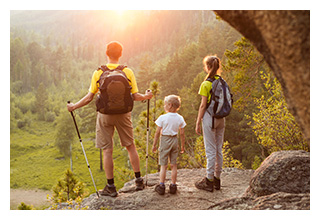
[195,55,225,192]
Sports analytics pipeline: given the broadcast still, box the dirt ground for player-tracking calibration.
[10,189,51,209]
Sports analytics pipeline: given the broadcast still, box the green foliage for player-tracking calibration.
[45,111,56,122]
[251,155,262,170]
[55,111,76,158]
[18,202,35,210]
[223,37,271,168]
[51,169,87,203]
[222,142,244,169]
[35,83,48,121]
[47,169,88,210]
[193,136,206,167]
[249,72,309,153]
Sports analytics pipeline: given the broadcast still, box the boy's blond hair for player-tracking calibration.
[164,95,181,110]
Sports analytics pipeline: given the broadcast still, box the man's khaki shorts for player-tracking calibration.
[159,135,179,166]
[96,112,134,149]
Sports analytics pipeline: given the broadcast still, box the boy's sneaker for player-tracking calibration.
[169,184,177,194]
[99,184,118,197]
[213,176,221,190]
[155,184,165,195]
[135,177,145,191]
[195,177,214,192]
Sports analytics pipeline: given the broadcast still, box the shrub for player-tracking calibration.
[18,202,34,210]
[251,155,262,170]
[45,111,56,122]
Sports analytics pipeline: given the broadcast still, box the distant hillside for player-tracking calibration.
[10,10,218,63]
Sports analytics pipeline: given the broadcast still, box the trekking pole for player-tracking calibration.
[67,101,100,198]
[145,90,151,187]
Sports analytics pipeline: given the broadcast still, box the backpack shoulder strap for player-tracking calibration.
[98,65,110,72]
[116,65,127,71]
[206,77,215,83]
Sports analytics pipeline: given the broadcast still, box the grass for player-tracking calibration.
[10,120,135,195]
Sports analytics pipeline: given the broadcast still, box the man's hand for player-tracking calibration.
[67,103,75,112]
[145,90,153,100]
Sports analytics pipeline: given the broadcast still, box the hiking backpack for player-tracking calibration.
[206,76,233,128]
[95,65,134,114]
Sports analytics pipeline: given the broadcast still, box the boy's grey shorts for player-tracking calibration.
[159,135,179,166]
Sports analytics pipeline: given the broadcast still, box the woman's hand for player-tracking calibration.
[195,121,202,135]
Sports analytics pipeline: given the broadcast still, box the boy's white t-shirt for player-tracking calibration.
[155,112,186,136]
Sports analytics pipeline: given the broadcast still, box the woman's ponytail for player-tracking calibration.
[203,55,220,80]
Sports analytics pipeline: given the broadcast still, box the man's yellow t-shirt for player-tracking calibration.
[89,63,138,95]
[198,76,220,103]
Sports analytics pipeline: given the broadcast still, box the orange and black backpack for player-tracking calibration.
[95,65,134,114]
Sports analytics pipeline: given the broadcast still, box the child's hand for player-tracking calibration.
[152,145,157,153]
[180,146,185,154]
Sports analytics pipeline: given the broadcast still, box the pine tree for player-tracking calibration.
[55,111,76,158]
[249,72,309,153]
[51,169,86,202]
[35,82,48,121]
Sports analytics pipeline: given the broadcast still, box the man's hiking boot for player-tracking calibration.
[213,176,221,190]
[135,177,145,191]
[195,177,214,192]
[155,184,165,195]
[99,184,118,197]
[169,184,177,194]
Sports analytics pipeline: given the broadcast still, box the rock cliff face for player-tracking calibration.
[80,150,309,210]
[214,10,310,141]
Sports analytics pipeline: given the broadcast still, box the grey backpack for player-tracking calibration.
[206,76,233,128]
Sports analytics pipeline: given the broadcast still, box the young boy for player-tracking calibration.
[152,95,186,195]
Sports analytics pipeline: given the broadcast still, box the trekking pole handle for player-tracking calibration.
[67,101,82,140]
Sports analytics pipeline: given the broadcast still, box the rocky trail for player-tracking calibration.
[10,189,51,209]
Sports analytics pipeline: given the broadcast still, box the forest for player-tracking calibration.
[10,10,309,208]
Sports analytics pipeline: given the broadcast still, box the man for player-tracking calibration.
[67,41,153,197]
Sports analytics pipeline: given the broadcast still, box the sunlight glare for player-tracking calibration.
[115,10,125,16]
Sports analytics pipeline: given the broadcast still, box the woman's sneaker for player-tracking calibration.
[213,176,221,190]
[195,177,214,192]
[169,184,177,194]
[99,184,118,197]
[155,184,165,195]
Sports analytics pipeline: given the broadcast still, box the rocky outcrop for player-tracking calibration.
[80,168,254,210]
[79,150,310,210]
[214,10,310,141]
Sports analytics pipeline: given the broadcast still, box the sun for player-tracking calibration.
[115,10,126,16]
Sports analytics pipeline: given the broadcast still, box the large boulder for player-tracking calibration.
[244,150,310,198]
[214,10,310,141]
[209,150,310,210]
